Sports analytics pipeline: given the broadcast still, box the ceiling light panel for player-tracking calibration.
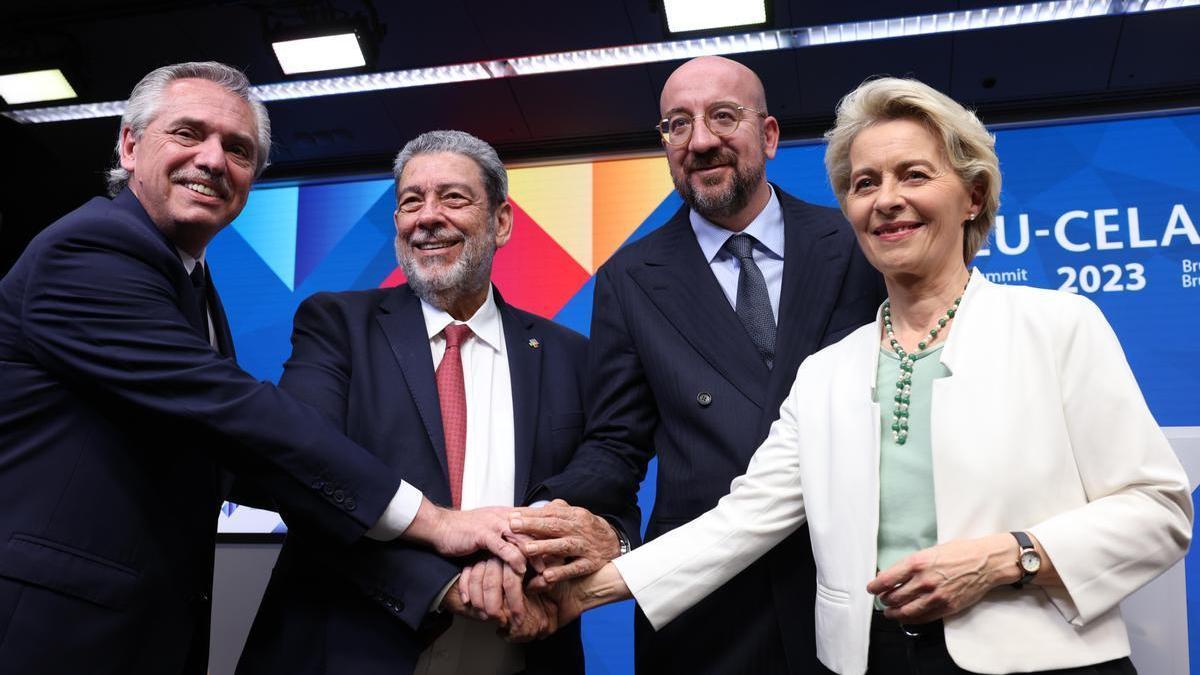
[0,69,78,105]
[272,33,366,75]
[662,0,768,33]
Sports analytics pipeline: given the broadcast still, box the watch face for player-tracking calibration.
[1020,550,1042,574]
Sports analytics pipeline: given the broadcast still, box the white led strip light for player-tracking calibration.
[5,0,1197,123]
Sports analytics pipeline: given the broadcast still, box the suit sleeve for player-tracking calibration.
[19,220,400,546]
[1028,297,1192,625]
[275,294,459,629]
[534,263,655,531]
[613,365,810,629]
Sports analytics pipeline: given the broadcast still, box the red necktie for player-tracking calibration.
[437,324,472,509]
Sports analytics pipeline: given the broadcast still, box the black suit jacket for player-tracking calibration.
[538,187,885,674]
[237,284,637,675]
[0,190,404,675]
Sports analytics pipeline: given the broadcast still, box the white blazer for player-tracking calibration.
[614,273,1192,675]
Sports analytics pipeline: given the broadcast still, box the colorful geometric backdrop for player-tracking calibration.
[212,113,1200,675]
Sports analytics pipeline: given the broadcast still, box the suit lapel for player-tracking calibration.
[630,208,768,408]
[497,290,540,504]
[771,188,848,382]
[376,286,449,479]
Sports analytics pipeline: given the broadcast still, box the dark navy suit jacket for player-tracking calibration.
[537,187,885,674]
[0,190,404,675]
[237,284,635,675]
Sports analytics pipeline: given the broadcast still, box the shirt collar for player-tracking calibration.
[689,183,785,263]
[176,247,207,275]
[420,285,503,353]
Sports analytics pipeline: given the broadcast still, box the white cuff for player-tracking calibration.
[365,481,424,541]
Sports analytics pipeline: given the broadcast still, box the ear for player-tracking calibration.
[968,180,986,216]
[762,115,780,160]
[118,126,138,172]
[493,201,514,249]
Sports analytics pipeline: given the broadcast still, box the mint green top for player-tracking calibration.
[875,344,949,575]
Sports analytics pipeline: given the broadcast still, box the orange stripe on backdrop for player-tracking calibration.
[591,156,675,270]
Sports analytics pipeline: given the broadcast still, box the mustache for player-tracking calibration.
[684,149,738,172]
[170,169,231,198]
[406,226,465,247]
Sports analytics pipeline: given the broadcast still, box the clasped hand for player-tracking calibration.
[449,499,621,641]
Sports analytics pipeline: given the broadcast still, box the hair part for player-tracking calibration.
[823,77,1000,263]
[392,130,508,213]
[106,61,271,196]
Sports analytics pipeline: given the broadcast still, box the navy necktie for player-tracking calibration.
[723,233,776,369]
[190,263,209,332]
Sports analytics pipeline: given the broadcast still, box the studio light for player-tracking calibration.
[0,68,78,105]
[662,0,768,34]
[272,32,368,75]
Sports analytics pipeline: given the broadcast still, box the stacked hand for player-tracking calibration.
[448,499,623,641]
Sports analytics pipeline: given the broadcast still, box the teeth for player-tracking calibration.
[877,224,920,235]
[185,183,218,197]
[415,241,457,250]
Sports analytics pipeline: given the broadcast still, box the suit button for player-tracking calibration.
[196,591,210,603]
[333,489,345,503]
[696,392,713,407]
[344,498,356,511]
[312,479,324,491]
[323,484,335,496]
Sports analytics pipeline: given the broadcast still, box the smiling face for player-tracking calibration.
[845,118,981,286]
[659,57,779,228]
[119,78,258,253]
[393,151,512,316]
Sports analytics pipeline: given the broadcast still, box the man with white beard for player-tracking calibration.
[238,130,637,675]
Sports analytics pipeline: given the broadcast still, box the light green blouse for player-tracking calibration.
[875,344,949,574]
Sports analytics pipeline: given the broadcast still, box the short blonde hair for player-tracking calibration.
[823,77,1000,263]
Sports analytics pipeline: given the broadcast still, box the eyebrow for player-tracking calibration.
[397,181,479,196]
[851,158,936,175]
[662,100,743,117]
[170,116,257,153]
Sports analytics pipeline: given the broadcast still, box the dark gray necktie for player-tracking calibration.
[723,233,776,369]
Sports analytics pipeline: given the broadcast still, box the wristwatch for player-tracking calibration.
[1010,531,1042,588]
[613,526,631,556]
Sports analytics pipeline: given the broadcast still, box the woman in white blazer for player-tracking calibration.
[534,78,1193,674]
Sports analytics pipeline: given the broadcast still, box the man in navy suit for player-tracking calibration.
[514,56,886,673]
[0,64,523,675]
[237,130,636,675]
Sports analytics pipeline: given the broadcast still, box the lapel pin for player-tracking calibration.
[528,338,540,349]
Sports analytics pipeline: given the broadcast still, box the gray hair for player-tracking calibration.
[392,130,507,212]
[824,77,1001,263]
[106,61,271,196]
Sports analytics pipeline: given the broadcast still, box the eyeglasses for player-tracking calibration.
[656,104,767,146]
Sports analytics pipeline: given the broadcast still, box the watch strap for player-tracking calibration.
[1010,530,1038,589]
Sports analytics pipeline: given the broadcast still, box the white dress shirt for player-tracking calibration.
[415,286,523,675]
[689,184,785,322]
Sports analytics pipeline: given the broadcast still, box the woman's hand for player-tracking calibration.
[867,532,1055,624]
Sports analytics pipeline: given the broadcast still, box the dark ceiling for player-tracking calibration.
[1,0,1199,269]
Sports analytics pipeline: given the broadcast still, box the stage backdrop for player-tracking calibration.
[213,111,1200,674]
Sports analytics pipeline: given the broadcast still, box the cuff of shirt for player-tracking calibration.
[430,574,460,614]
[365,481,424,541]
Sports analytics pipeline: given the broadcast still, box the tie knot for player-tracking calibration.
[723,233,756,260]
[443,323,472,349]
[189,262,206,289]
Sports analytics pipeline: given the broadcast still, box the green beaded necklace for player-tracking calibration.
[881,282,966,445]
